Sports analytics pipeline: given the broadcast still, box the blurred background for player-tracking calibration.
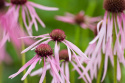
[2,0,125,83]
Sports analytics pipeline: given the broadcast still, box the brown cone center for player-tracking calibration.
[35,44,53,57]
[50,29,66,42]
[104,0,125,13]
[11,0,27,5]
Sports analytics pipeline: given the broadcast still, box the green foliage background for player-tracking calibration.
[2,0,125,83]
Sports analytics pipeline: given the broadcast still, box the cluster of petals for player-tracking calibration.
[9,44,70,83]
[5,0,58,35]
[0,14,33,48]
[30,49,91,83]
[56,11,101,32]
[80,11,125,82]
[20,29,89,66]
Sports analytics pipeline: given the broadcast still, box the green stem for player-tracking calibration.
[82,0,97,51]
[114,55,117,83]
[86,0,97,16]
[97,54,105,83]
[72,25,80,83]
[75,26,80,47]
[0,63,3,83]
[82,28,89,51]
[19,7,28,83]
[113,14,117,83]
[70,63,75,83]
[81,1,97,82]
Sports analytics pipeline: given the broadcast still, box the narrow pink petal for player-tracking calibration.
[30,64,50,76]
[9,55,38,79]
[65,62,69,80]
[21,57,40,80]
[54,41,60,66]
[35,14,45,28]
[39,58,47,83]
[28,2,59,11]
[64,40,89,60]
[80,23,87,29]
[21,38,47,53]
[67,46,71,61]
[71,62,88,83]
[101,54,108,82]
[61,63,65,82]
[117,61,121,81]
[26,5,38,31]
[31,39,52,50]
[56,16,75,24]
[47,56,63,82]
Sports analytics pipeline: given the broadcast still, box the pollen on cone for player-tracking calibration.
[50,29,66,42]
[103,0,125,13]
[11,0,27,5]
[35,44,53,57]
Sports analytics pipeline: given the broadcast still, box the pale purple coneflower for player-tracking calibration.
[5,0,58,35]
[56,11,101,32]
[79,0,125,81]
[58,49,91,83]
[0,15,33,48]
[30,49,91,83]
[9,44,70,83]
[20,29,89,67]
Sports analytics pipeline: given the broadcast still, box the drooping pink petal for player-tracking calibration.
[54,41,60,66]
[30,64,50,76]
[28,2,59,11]
[65,62,69,80]
[71,62,88,83]
[63,40,89,60]
[117,61,121,81]
[9,55,38,79]
[67,46,71,61]
[21,57,40,80]
[39,58,47,83]
[56,16,75,24]
[21,38,48,54]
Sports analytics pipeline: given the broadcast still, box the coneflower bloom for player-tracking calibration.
[30,49,91,83]
[80,0,125,81]
[9,44,70,83]
[56,11,101,31]
[0,16,33,48]
[58,49,91,83]
[5,0,58,35]
[20,29,89,67]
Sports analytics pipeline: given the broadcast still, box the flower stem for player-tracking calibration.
[19,7,28,83]
[0,63,3,83]
[113,14,117,83]
[97,53,105,83]
[114,55,117,83]
[70,63,75,83]
[86,0,97,16]
[71,26,79,83]
[81,0,97,51]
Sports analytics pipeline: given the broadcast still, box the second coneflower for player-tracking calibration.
[80,0,125,82]
[56,11,101,31]
[5,0,58,35]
